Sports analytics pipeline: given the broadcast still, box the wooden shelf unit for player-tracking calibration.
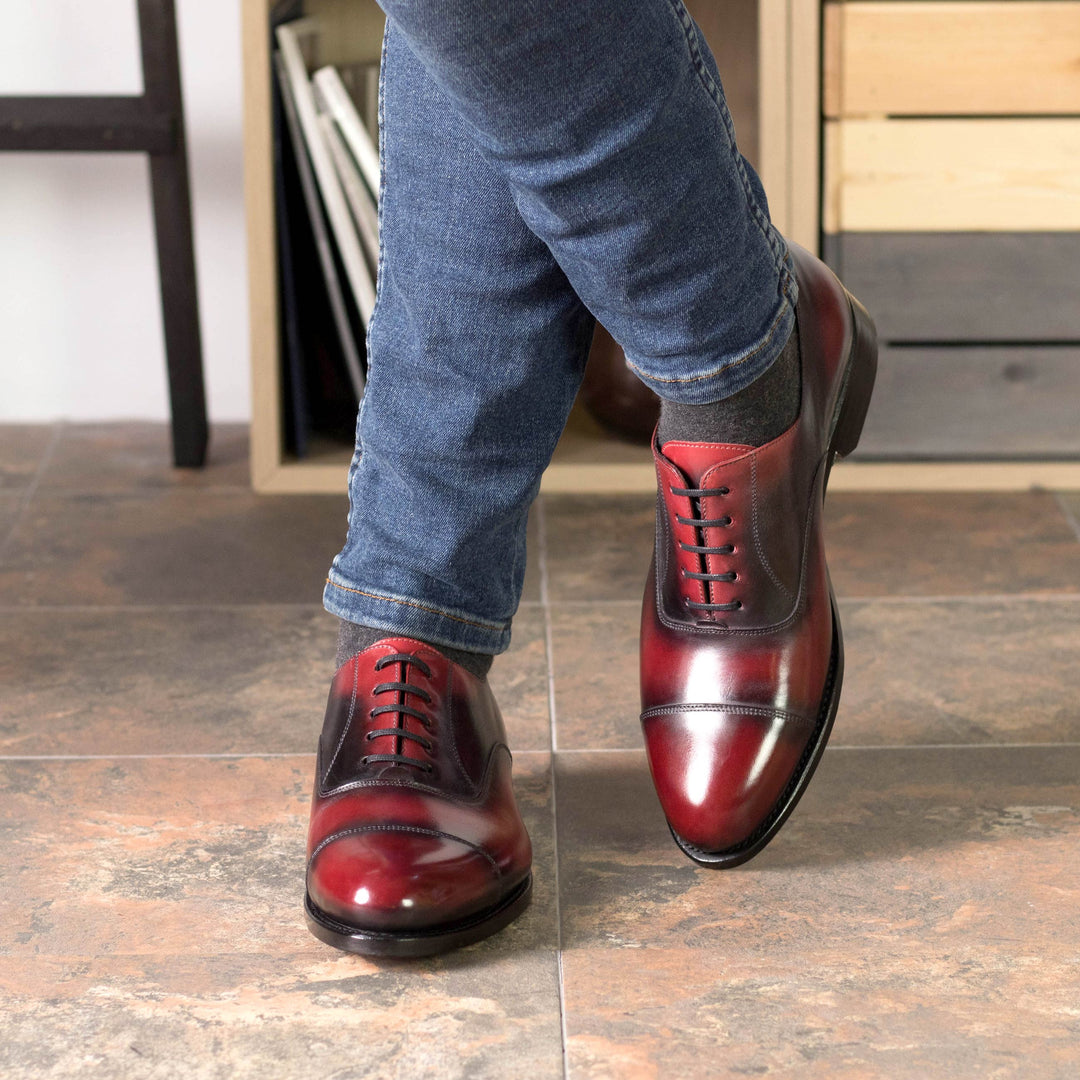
[823,0,1080,480]
[242,0,1080,494]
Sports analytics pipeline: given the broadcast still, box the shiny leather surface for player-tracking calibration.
[306,637,531,932]
[640,243,856,854]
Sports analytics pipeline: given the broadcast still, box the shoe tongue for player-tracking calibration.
[658,440,753,486]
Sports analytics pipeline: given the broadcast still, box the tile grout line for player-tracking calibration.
[1055,492,1080,544]
[3,594,1080,616]
[0,421,63,562]
[536,593,1080,608]
[6,742,1080,763]
[535,497,571,1080]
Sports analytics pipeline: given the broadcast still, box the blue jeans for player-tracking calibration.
[323,1,796,656]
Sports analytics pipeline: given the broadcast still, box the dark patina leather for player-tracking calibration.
[306,637,532,938]
[639,242,877,861]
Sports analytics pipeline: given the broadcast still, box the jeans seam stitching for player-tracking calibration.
[325,578,507,633]
[626,282,795,385]
[662,0,792,285]
[347,20,392,483]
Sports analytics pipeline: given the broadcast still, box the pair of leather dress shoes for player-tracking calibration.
[304,243,878,956]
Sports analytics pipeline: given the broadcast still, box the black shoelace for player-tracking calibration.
[670,484,742,613]
[360,652,435,773]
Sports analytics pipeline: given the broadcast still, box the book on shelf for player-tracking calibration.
[270,15,386,455]
[271,37,311,458]
[312,65,381,204]
[274,49,367,448]
[276,19,374,383]
[318,111,379,273]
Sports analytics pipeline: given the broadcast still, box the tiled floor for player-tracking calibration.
[2,422,1080,1078]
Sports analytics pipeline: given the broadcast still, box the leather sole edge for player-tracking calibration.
[303,873,533,958]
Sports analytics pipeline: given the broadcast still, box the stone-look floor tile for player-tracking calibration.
[1,494,23,546]
[544,491,1080,607]
[0,604,549,757]
[0,606,335,756]
[826,492,1080,596]
[492,605,550,751]
[1056,492,1080,542]
[0,424,56,491]
[549,598,1080,751]
[550,602,638,750]
[560,943,1080,1079]
[0,491,349,605]
[39,421,252,491]
[0,492,542,612]
[543,494,654,603]
[0,753,560,1079]
[555,746,1080,949]
[840,598,1080,745]
[556,746,1080,1075]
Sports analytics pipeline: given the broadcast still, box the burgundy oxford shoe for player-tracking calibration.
[304,637,532,955]
[640,241,878,868]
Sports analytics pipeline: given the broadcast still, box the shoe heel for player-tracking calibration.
[830,292,878,459]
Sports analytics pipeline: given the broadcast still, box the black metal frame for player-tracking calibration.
[0,0,207,468]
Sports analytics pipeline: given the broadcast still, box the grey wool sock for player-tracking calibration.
[335,618,494,679]
[656,320,801,449]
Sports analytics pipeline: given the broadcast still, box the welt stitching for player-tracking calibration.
[323,653,361,787]
[445,663,480,798]
[749,453,797,604]
[656,453,827,637]
[308,825,502,877]
[640,702,816,727]
[320,743,509,804]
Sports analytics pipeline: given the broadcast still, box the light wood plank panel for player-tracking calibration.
[825,118,1080,231]
[241,0,280,491]
[823,232,1080,341]
[825,2,1080,117]
[853,345,1080,459]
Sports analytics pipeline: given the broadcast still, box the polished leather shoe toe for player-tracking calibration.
[641,704,822,853]
[304,637,532,955]
[640,241,877,867]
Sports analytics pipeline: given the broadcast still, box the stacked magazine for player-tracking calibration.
[272,15,380,457]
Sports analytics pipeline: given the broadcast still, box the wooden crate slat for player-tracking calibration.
[825,2,1080,117]
[852,344,1080,459]
[824,118,1080,232]
[824,232,1080,342]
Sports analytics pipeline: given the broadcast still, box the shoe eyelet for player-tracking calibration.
[733,600,743,610]
[364,732,373,741]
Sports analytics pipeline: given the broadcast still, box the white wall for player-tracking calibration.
[0,0,250,421]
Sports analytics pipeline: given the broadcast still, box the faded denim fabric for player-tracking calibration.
[323,5,794,655]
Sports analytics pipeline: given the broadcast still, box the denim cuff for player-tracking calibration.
[627,268,799,406]
[322,574,513,655]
